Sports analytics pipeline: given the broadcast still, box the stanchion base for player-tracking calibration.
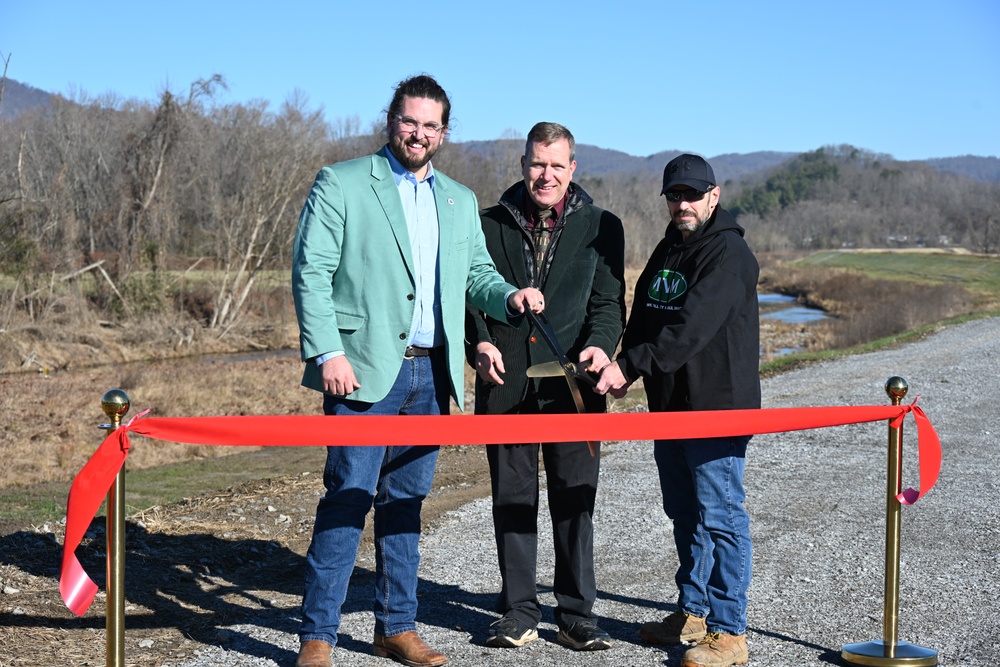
[842,640,937,666]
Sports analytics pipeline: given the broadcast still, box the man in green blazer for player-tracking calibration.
[291,74,544,667]
[466,122,626,652]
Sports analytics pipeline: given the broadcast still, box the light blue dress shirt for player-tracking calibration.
[385,148,443,349]
[315,147,442,366]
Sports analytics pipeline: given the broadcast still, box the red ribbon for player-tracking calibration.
[60,403,940,616]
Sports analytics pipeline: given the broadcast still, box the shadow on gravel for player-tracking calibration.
[750,627,843,664]
[0,518,310,663]
[0,521,846,665]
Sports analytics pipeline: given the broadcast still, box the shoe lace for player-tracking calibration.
[697,632,723,647]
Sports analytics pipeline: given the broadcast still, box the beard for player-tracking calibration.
[672,209,710,234]
[389,133,440,173]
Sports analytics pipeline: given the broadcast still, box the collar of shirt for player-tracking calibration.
[385,144,436,188]
[522,189,568,231]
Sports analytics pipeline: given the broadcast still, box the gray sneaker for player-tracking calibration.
[557,620,612,651]
[486,616,538,648]
[639,610,708,645]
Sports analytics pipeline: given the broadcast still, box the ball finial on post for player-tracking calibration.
[101,389,131,426]
[884,377,908,405]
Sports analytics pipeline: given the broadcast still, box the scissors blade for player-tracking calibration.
[524,308,597,456]
[525,360,568,378]
[526,359,595,383]
[563,373,598,457]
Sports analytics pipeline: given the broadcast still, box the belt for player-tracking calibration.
[404,345,440,359]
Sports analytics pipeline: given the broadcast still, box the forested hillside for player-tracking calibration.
[725,146,999,253]
[1,77,998,333]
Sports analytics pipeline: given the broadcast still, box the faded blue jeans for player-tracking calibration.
[653,435,752,636]
[299,354,449,646]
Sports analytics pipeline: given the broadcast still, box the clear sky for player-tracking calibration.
[2,0,998,161]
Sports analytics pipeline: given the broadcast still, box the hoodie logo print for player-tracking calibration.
[648,269,687,303]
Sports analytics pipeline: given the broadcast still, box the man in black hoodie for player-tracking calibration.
[595,154,759,667]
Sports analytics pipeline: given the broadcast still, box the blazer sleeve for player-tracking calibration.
[463,194,516,324]
[291,166,347,361]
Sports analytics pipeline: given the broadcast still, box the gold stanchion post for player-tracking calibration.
[842,377,937,666]
[100,389,130,667]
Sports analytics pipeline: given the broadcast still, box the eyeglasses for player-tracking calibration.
[664,188,713,203]
[395,115,445,137]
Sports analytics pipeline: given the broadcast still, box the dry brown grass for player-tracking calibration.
[7,259,951,494]
[0,314,304,491]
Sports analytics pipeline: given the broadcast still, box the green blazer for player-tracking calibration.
[292,147,515,410]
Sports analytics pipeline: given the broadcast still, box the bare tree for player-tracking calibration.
[119,89,182,277]
[200,97,327,332]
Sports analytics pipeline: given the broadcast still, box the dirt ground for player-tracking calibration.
[0,448,494,666]
[0,314,813,666]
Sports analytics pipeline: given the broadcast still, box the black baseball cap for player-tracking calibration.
[661,153,716,194]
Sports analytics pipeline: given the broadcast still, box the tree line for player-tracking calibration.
[726,146,1000,254]
[1,76,997,333]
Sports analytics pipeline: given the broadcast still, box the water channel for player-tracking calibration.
[759,293,828,324]
[758,293,828,358]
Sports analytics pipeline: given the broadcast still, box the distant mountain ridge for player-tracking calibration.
[0,78,52,118]
[924,156,1000,183]
[3,77,998,183]
[460,140,797,184]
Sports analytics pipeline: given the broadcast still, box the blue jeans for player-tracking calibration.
[653,436,751,635]
[299,354,449,646]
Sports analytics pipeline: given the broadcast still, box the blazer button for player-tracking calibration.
[399,333,407,340]
[407,294,415,301]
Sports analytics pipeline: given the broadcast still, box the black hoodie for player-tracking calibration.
[618,206,761,412]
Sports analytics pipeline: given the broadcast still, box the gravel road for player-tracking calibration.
[175,317,1000,667]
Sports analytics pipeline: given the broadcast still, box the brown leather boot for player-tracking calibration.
[373,631,448,667]
[681,632,749,667]
[295,640,333,667]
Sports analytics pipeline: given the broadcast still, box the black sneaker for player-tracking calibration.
[557,620,612,651]
[485,616,539,648]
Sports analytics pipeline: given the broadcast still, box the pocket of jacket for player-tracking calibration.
[336,311,366,332]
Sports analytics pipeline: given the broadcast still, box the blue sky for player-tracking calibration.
[3,0,998,161]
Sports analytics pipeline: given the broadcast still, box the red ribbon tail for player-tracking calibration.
[59,552,98,617]
[896,405,942,505]
[59,428,131,615]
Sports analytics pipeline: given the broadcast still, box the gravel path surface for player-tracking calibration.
[175,317,1000,667]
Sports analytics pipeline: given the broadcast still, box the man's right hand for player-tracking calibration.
[320,355,361,397]
[474,341,506,385]
[594,360,630,398]
[506,287,546,314]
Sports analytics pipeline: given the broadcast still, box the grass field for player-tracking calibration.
[795,249,1000,298]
